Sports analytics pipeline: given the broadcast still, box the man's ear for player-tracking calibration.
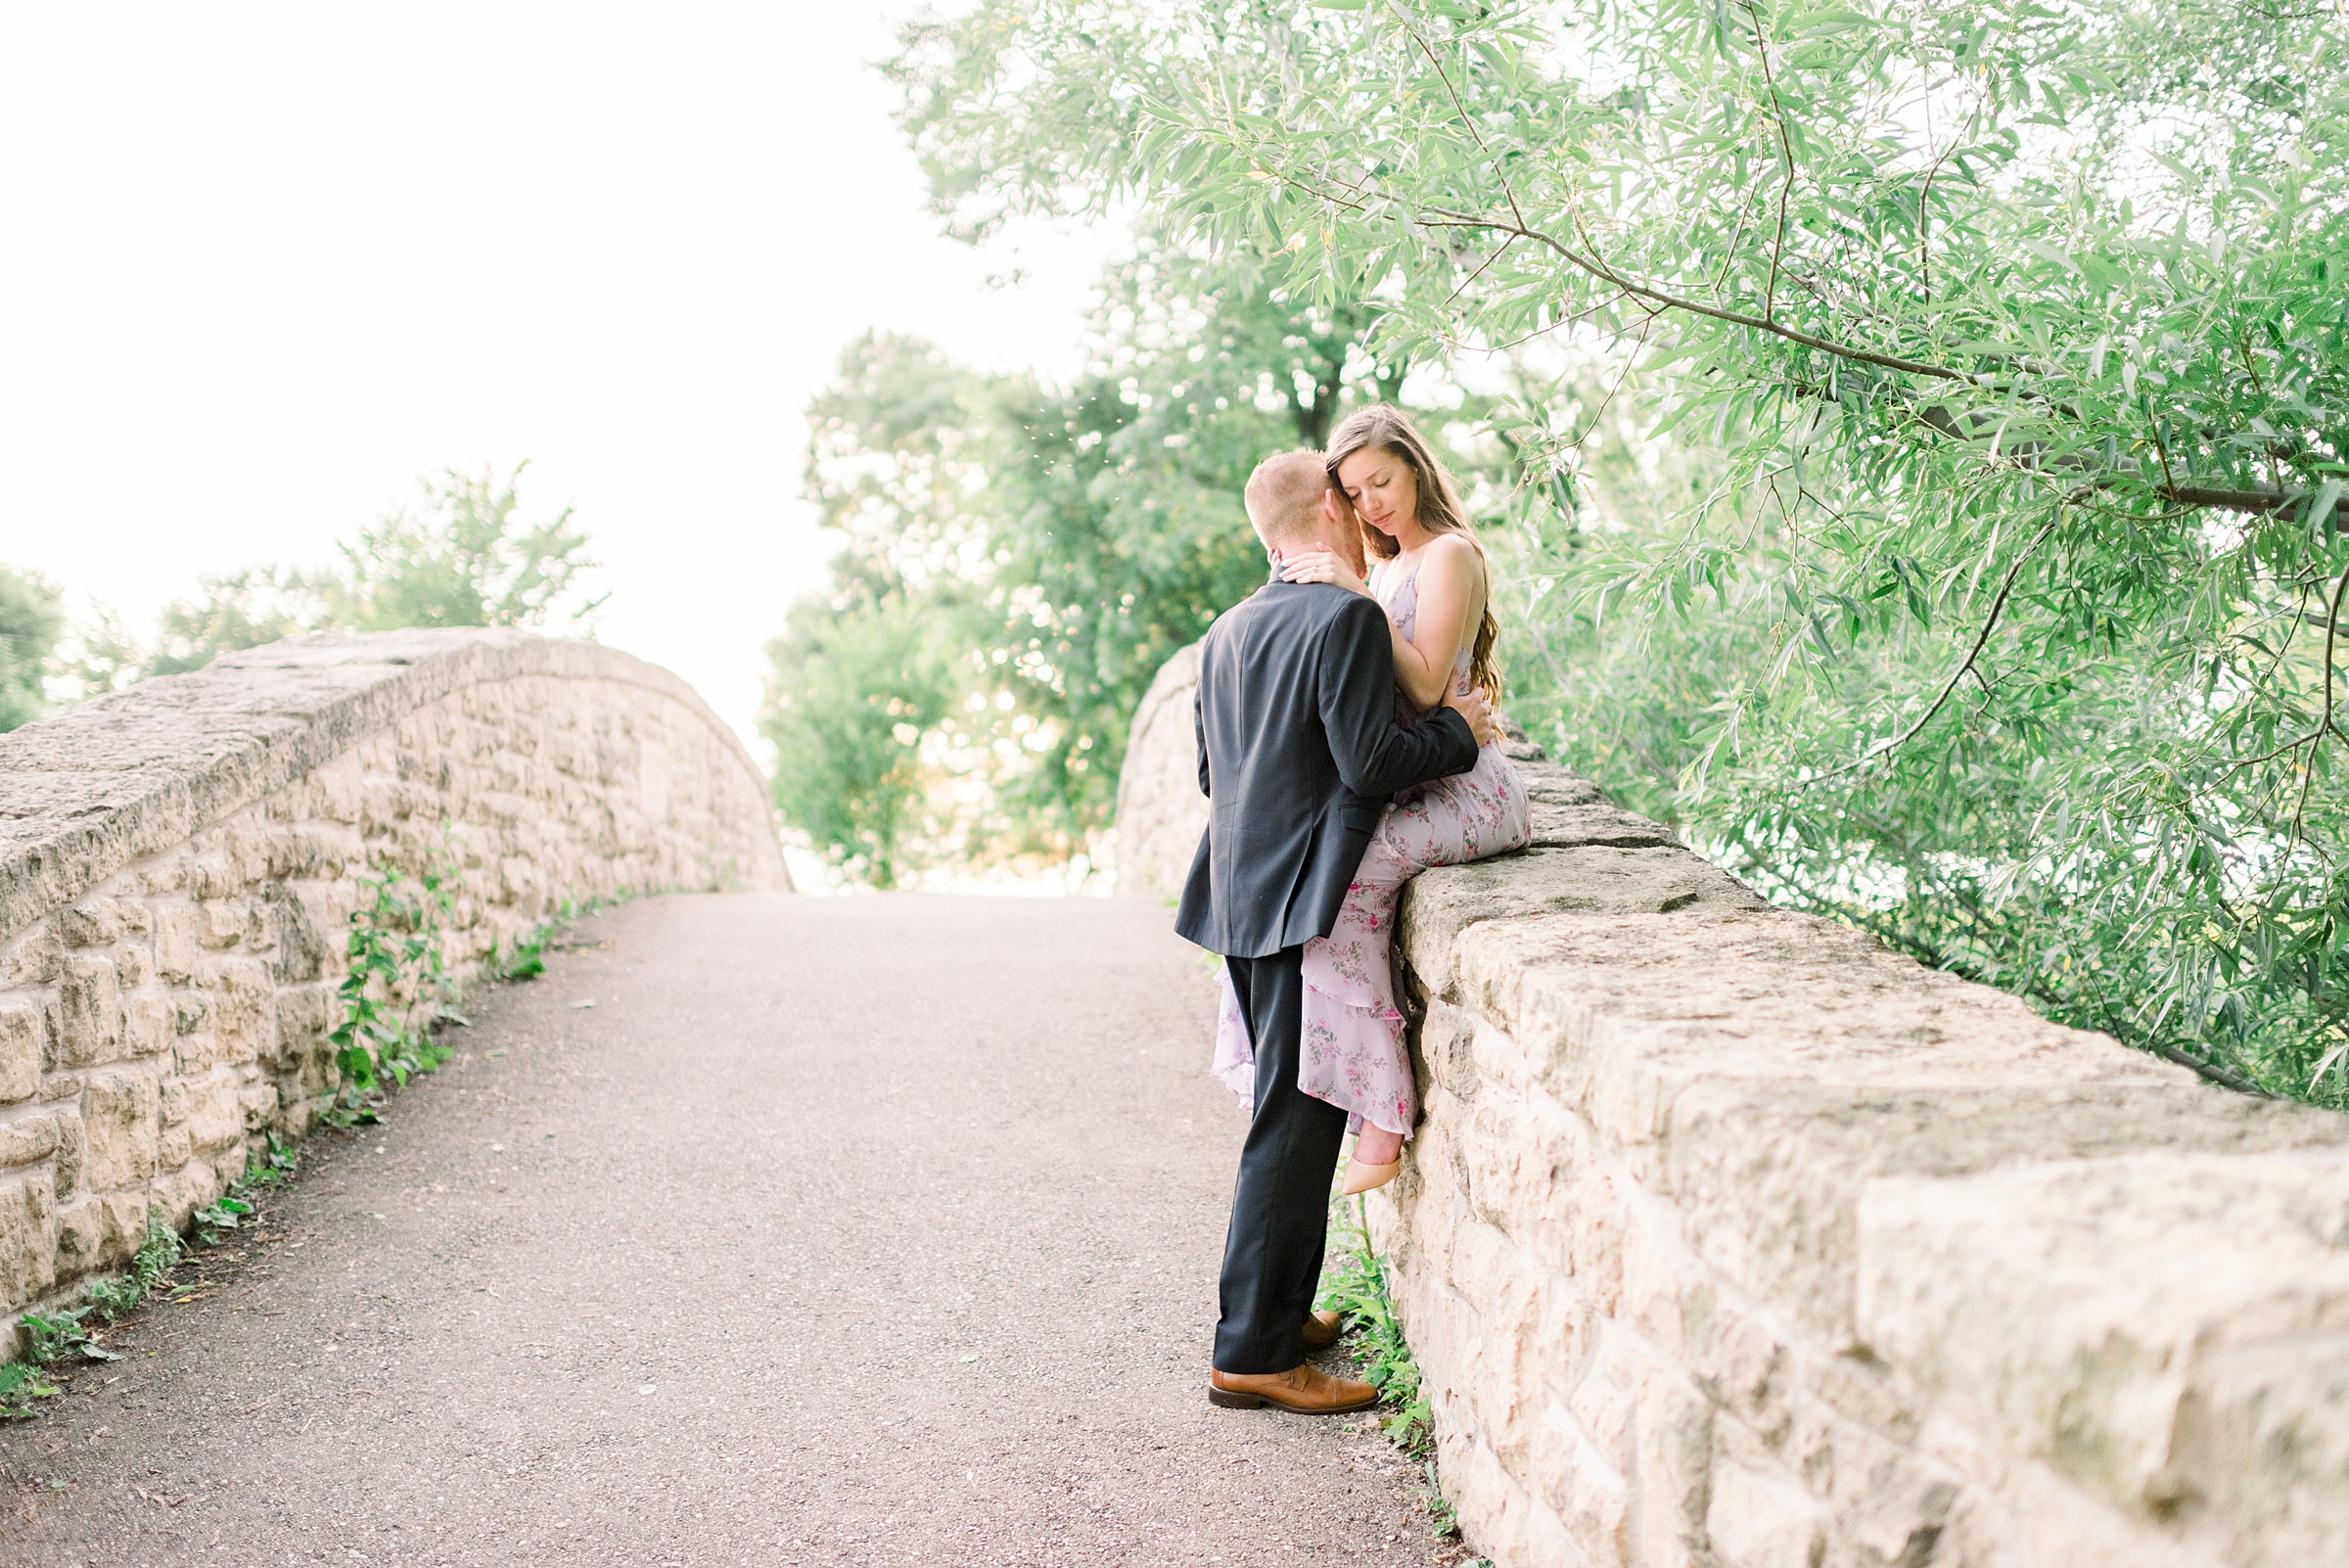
[1320,489,1347,529]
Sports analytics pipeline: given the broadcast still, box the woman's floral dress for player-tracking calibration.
[1210,555,1531,1135]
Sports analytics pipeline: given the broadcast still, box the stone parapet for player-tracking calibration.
[0,630,786,1317]
[1117,640,2349,1568]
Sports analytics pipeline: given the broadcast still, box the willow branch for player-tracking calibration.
[1740,0,1799,324]
[1819,513,2062,779]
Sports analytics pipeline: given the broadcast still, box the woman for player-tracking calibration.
[1210,405,1531,1194]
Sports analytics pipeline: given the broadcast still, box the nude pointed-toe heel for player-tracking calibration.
[1342,1157,1401,1196]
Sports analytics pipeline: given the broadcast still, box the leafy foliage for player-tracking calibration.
[0,566,64,731]
[763,586,958,889]
[1318,1196,1435,1453]
[58,464,603,689]
[144,567,324,677]
[891,0,2349,1101]
[769,267,1405,882]
[320,464,605,633]
[326,848,461,1126]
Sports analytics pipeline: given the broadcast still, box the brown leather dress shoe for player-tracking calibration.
[1208,1362,1378,1413]
[1300,1310,1345,1353]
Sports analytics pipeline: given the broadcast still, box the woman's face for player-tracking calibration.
[1337,446,1418,539]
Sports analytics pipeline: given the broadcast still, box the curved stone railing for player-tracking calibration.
[0,630,786,1316]
[1120,642,2349,1568]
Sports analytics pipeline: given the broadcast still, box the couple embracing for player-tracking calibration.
[1176,405,1532,1415]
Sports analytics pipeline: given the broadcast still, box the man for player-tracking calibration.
[1178,449,1494,1413]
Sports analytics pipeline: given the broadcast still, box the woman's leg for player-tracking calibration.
[1353,1122,1405,1167]
[1298,817,1423,1138]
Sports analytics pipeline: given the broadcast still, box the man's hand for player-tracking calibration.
[1444,683,1501,747]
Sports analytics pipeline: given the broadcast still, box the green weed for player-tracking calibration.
[325,840,463,1125]
[1320,1193,1472,1546]
[86,1216,185,1322]
[494,896,600,982]
[1318,1194,1434,1454]
[498,936,546,981]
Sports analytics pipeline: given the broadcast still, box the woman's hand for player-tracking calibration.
[1444,684,1501,747]
[1278,549,1369,596]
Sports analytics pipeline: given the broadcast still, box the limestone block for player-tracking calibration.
[268,880,353,983]
[1858,1147,2349,1522]
[141,850,190,896]
[0,1169,57,1308]
[1435,1424,1592,1568]
[153,902,199,982]
[191,852,238,901]
[80,1067,160,1191]
[58,898,121,947]
[1526,1395,1632,1568]
[123,994,173,1057]
[198,898,251,948]
[158,1123,192,1173]
[197,956,274,1063]
[99,1188,148,1262]
[158,1076,190,1128]
[1621,1200,1710,1363]
[1767,1396,1969,1568]
[275,981,333,1044]
[0,1110,59,1170]
[147,1156,219,1229]
[1709,1462,1829,1568]
[183,1073,244,1154]
[1567,1352,1637,1477]
[306,753,366,824]
[1404,846,1763,994]
[239,1082,279,1129]
[53,1195,105,1275]
[1109,640,1207,899]
[1621,1337,1715,1567]
[0,1000,40,1102]
[265,821,362,879]
[58,953,123,1065]
[49,1106,83,1196]
[117,941,154,988]
[0,927,61,991]
[2168,1332,2349,1568]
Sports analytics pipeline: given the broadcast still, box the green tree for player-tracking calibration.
[0,567,64,731]
[891,0,2349,1101]
[59,464,605,691]
[761,591,957,890]
[145,567,323,677]
[771,258,1417,881]
[323,465,604,632]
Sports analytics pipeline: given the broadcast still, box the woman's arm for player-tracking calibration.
[1388,536,1479,711]
[1280,534,1482,711]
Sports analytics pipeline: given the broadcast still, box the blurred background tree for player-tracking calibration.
[0,568,65,731]
[35,464,604,701]
[875,0,2349,1103]
[764,257,1419,883]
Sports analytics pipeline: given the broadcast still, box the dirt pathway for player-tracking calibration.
[0,894,1455,1567]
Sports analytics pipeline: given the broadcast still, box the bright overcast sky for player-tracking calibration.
[0,4,1122,750]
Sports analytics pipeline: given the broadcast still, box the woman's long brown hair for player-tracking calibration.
[1325,404,1504,709]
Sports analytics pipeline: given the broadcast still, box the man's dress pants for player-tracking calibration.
[1213,946,1350,1374]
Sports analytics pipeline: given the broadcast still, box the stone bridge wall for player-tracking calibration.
[1119,644,2349,1568]
[0,630,786,1320]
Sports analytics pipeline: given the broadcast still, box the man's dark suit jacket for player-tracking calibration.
[1174,576,1482,958]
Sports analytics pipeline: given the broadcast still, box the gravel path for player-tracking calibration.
[0,893,1455,1566]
